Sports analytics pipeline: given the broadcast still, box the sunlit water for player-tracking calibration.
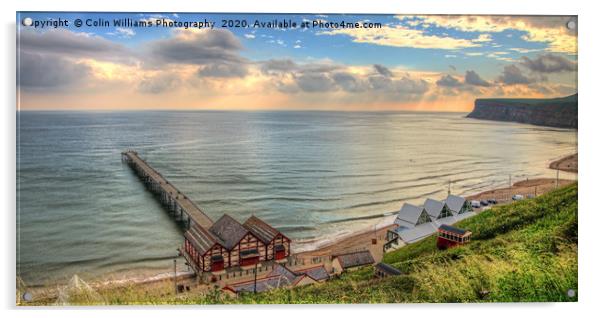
[17,111,577,286]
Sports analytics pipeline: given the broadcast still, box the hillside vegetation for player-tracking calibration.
[226,182,578,303]
[467,94,578,128]
[28,183,577,305]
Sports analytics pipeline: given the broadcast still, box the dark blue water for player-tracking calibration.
[16,111,577,286]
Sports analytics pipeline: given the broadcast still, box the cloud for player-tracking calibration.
[400,15,577,54]
[19,29,130,62]
[368,75,429,95]
[318,25,482,50]
[373,64,393,77]
[114,27,136,38]
[260,59,298,75]
[148,29,245,65]
[331,72,366,92]
[520,53,577,73]
[260,58,429,99]
[508,48,541,54]
[294,73,337,92]
[436,74,463,87]
[198,63,248,78]
[18,52,91,90]
[473,34,492,42]
[464,70,491,87]
[496,64,540,85]
[138,74,179,94]
[260,59,342,76]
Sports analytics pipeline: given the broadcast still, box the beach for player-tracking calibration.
[550,153,578,173]
[297,155,578,263]
[19,149,578,304]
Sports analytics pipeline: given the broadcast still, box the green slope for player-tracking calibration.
[476,93,577,106]
[220,183,578,303]
[48,183,577,305]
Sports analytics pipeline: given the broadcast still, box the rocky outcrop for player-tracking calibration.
[467,94,577,128]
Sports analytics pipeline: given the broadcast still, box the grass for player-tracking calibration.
[476,94,577,106]
[22,183,578,305]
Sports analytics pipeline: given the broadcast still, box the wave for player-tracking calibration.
[315,188,443,213]
[95,255,178,270]
[325,210,399,224]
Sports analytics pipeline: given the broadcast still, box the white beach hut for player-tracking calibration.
[394,203,432,229]
[423,198,454,220]
[445,194,472,215]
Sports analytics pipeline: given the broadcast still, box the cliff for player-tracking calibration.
[467,94,577,128]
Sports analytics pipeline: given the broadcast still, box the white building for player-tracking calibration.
[445,194,473,215]
[423,198,454,219]
[394,203,432,229]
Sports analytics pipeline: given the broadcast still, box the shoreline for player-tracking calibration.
[294,177,576,263]
[549,153,578,173]
[21,152,578,296]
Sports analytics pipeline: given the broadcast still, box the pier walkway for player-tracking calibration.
[121,150,214,229]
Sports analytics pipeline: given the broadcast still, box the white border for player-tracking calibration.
[3,1,600,317]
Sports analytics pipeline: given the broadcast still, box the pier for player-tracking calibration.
[121,150,214,229]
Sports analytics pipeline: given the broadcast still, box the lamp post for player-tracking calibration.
[173,258,177,295]
[253,261,258,293]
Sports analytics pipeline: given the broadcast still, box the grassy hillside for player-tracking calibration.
[227,182,578,303]
[476,93,577,106]
[29,183,577,305]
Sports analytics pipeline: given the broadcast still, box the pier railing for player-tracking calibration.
[121,150,214,229]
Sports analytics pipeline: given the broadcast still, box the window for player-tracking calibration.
[417,211,431,225]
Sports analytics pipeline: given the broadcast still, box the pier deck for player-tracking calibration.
[122,150,214,229]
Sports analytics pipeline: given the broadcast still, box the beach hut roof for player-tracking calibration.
[295,265,330,281]
[224,264,312,294]
[398,222,439,244]
[395,203,430,226]
[333,250,375,269]
[446,194,466,213]
[375,262,402,276]
[243,215,281,244]
[184,224,221,255]
[268,264,298,282]
[423,198,446,218]
[438,224,470,236]
[208,214,249,250]
[224,274,291,294]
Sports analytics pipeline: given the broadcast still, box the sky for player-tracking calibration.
[17,13,578,111]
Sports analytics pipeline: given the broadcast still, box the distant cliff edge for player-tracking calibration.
[467,94,577,128]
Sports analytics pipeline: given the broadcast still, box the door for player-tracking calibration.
[274,245,286,260]
[210,255,224,272]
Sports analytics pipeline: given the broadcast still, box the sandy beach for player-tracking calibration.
[550,153,578,173]
[20,152,579,304]
[297,153,578,262]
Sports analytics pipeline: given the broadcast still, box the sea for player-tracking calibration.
[16,111,577,286]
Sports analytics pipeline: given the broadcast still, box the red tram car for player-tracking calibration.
[436,224,472,250]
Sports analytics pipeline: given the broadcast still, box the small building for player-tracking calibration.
[208,214,263,269]
[386,229,399,243]
[384,230,400,252]
[394,203,432,229]
[423,198,454,220]
[183,224,229,273]
[374,262,402,278]
[331,250,375,274]
[183,214,291,273]
[294,265,330,282]
[243,215,291,262]
[445,195,472,215]
[436,224,472,250]
[222,264,316,295]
